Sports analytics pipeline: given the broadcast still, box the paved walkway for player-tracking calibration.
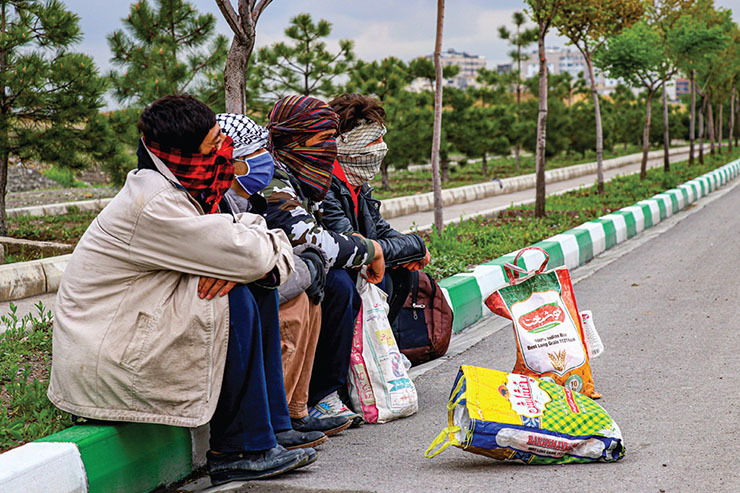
[388,149,690,232]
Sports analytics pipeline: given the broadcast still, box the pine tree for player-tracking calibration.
[105,0,228,182]
[257,13,354,98]
[0,0,117,234]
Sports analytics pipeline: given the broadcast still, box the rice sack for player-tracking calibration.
[425,365,625,464]
[486,247,600,399]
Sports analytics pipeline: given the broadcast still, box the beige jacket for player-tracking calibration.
[48,150,294,427]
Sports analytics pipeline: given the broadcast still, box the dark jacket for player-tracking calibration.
[322,175,426,267]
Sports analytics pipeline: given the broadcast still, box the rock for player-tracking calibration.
[7,165,62,192]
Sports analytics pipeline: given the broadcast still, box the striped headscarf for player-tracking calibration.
[267,95,339,201]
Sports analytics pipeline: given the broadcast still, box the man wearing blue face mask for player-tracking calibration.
[217,113,352,443]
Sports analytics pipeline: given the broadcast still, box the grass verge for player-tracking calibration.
[0,303,72,452]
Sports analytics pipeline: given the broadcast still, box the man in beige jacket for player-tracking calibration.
[48,95,320,485]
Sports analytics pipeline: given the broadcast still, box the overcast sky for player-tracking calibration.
[68,0,740,73]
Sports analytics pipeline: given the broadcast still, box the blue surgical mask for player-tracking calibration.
[234,151,275,196]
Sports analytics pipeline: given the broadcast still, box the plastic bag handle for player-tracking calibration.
[503,247,550,284]
[424,426,461,458]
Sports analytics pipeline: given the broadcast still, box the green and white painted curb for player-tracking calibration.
[438,158,740,333]
[1,158,737,493]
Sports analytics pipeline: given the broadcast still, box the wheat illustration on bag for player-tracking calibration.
[548,350,567,372]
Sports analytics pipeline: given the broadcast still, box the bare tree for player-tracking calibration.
[431,0,445,235]
[215,0,273,113]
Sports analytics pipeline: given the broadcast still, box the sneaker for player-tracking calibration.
[275,428,328,450]
[207,445,308,485]
[308,391,364,427]
[291,415,351,437]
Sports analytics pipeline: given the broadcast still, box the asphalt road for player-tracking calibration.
[178,172,740,492]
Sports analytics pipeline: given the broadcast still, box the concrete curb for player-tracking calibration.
[6,197,114,219]
[381,147,690,219]
[0,157,736,493]
[0,255,71,302]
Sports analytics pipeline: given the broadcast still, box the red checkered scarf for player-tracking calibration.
[144,136,235,214]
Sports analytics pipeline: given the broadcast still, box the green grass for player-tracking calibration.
[0,302,72,452]
[422,151,740,279]
[372,144,675,200]
[7,206,97,254]
[41,167,87,188]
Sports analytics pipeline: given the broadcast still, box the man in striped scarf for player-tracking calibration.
[259,95,386,430]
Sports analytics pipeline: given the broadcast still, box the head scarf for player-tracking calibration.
[336,121,388,187]
[217,113,275,195]
[216,113,269,158]
[144,135,234,214]
[266,95,339,201]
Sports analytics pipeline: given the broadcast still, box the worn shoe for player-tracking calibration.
[308,391,364,427]
[207,445,307,485]
[291,415,351,437]
[275,428,328,450]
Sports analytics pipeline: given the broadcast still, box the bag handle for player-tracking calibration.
[424,426,461,458]
[503,246,549,285]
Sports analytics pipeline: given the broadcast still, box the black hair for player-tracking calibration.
[329,94,386,135]
[137,94,216,152]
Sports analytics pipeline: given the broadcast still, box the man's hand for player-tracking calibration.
[401,249,431,272]
[366,240,385,284]
[198,276,237,300]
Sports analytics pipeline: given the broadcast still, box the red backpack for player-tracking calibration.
[391,271,454,365]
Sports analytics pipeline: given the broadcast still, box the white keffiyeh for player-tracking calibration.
[336,121,388,187]
[216,113,269,158]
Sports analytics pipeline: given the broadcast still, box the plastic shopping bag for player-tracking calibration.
[425,365,625,464]
[347,276,418,423]
[486,247,601,398]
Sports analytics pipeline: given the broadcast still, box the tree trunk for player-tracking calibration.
[689,70,695,165]
[514,146,520,169]
[640,89,654,181]
[730,89,735,154]
[0,3,8,235]
[223,36,254,114]
[430,0,445,235]
[585,55,604,194]
[662,80,670,172]
[698,97,705,165]
[380,158,390,190]
[481,153,488,175]
[534,22,548,218]
[441,159,449,182]
[718,103,723,153]
[708,102,715,154]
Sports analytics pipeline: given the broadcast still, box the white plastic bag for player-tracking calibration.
[347,276,418,423]
[580,310,604,358]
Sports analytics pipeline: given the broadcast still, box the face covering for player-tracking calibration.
[267,95,340,201]
[233,151,276,196]
[336,122,388,187]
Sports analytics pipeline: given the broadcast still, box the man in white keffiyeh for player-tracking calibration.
[335,121,388,187]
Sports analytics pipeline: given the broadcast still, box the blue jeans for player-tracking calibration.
[209,284,291,453]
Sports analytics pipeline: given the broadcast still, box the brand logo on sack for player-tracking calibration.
[505,374,551,417]
[518,302,565,333]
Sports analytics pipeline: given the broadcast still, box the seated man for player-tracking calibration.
[48,95,318,486]
[324,93,430,324]
[217,112,350,438]
[260,95,386,426]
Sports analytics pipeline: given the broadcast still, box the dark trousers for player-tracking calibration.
[309,268,361,405]
[307,267,412,406]
[209,284,292,453]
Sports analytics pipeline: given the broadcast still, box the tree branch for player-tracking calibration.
[214,0,246,43]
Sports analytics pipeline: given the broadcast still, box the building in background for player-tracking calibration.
[520,46,621,95]
[408,48,487,92]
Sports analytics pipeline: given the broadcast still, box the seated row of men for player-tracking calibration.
[47,92,430,485]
